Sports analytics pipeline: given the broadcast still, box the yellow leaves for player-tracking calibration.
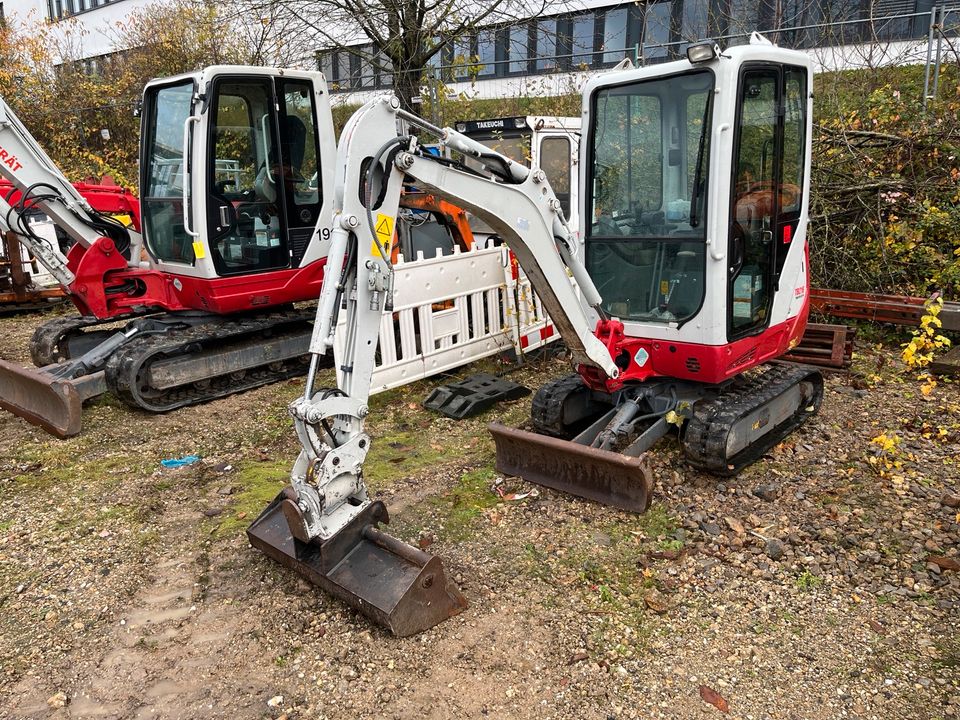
[902,296,952,370]
[868,431,907,478]
[870,432,900,454]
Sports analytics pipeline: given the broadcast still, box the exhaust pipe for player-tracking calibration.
[248,493,467,636]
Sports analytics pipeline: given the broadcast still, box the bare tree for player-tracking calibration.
[243,0,555,112]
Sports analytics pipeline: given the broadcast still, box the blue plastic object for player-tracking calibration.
[161,455,201,468]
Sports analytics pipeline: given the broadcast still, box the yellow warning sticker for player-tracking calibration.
[372,213,394,258]
[660,280,669,296]
[192,241,206,260]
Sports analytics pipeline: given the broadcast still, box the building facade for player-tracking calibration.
[3,0,156,61]
[318,0,945,103]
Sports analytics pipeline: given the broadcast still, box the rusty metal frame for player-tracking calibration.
[810,288,960,331]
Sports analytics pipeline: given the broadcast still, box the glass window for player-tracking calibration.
[782,68,806,214]
[453,35,473,79]
[508,24,528,73]
[462,132,532,175]
[335,52,350,86]
[142,81,195,265]
[602,8,629,64]
[206,80,287,275]
[374,49,393,87]
[358,45,374,88]
[537,19,558,72]
[540,136,571,218]
[643,2,671,61]
[682,0,709,44]
[477,29,496,76]
[587,70,715,324]
[572,14,595,67]
[729,69,777,335]
[280,81,320,208]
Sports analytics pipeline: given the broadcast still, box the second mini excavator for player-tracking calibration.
[247,34,823,634]
[0,66,338,437]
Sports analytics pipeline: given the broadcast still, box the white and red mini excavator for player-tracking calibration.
[247,34,824,636]
[0,67,338,436]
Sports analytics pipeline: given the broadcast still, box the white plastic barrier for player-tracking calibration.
[507,262,559,353]
[334,244,565,395]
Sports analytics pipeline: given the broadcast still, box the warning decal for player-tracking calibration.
[372,213,394,257]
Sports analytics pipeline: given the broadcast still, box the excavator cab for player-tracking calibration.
[139,66,336,279]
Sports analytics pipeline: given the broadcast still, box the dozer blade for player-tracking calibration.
[489,422,654,513]
[247,493,467,637]
[0,360,105,438]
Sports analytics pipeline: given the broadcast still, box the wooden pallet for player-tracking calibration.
[784,323,855,369]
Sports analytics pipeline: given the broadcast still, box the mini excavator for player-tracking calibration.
[248,34,823,635]
[0,66,339,436]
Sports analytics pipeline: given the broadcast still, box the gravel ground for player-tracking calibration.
[0,308,957,720]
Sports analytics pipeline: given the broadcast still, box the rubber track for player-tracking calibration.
[104,309,322,413]
[681,362,824,476]
[30,315,109,366]
[530,373,590,437]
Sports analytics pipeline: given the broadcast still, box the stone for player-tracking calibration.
[753,484,781,501]
[765,539,786,561]
[701,522,722,537]
[942,493,960,509]
[47,692,68,709]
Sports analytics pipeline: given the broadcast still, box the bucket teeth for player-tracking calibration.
[247,494,467,637]
[489,422,654,513]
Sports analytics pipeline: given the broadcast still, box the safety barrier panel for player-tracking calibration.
[335,244,564,394]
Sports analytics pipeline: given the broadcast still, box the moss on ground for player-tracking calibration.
[429,467,501,541]
[213,459,290,537]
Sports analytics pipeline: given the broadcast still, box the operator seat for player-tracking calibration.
[254,115,308,203]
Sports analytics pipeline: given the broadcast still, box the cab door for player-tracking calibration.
[727,63,807,340]
[204,75,323,276]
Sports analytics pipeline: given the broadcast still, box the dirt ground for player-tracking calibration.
[0,307,958,720]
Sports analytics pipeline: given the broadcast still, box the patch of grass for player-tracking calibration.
[635,504,679,540]
[933,638,960,671]
[213,460,290,537]
[657,538,684,552]
[430,467,500,541]
[523,543,553,582]
[363,430,449,488]
[795,570,823,591]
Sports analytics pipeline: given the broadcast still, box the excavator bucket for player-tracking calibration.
[488,423,654,513]
[247,493,467,636]
[0,360,104,438]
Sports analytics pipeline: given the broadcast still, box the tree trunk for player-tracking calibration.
[393,66,424,115]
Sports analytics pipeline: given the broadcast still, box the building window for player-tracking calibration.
[477,29,496,76]
[507,23,529,73]
[536,18,558,72]
[571,13,595,67]
[643,2,672,61]
[452,34,473,80]
[681,0,709,52]
[602,8,629,64]
[374,48,393,87]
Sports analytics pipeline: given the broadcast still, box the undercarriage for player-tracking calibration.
[0,308,325,437]
[491,363,824,510]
